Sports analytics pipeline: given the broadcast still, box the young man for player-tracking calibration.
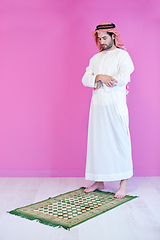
[82,22,134,198]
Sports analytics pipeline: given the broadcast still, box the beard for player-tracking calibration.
[101,40,114,50]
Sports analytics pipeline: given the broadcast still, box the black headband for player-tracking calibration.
[95,23,115,31]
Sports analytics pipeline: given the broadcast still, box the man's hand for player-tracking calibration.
[95,74,118,87]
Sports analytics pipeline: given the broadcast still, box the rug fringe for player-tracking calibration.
[8,210,70,230]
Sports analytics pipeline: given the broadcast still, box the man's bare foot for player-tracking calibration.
[114,179,128,198]
[84,181,104,193]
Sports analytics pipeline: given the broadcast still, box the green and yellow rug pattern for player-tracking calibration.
[8,187,137,230]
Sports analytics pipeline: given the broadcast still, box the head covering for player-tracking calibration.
[92,22,125,51]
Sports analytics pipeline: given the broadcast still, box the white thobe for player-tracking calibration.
[82,48,134,181]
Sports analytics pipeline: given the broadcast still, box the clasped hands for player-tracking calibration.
[94,74,118,90]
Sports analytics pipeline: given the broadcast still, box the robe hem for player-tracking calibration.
[85,171,133,182]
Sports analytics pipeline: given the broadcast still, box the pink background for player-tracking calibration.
[0,0,160,177]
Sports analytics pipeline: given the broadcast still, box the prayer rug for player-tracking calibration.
[8,187,137,230]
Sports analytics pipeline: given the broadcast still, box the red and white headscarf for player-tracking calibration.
[92,22,126,51]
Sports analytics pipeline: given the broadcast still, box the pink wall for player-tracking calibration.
[0,0,160,177]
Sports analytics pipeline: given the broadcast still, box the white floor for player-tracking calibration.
[0,177,160,240]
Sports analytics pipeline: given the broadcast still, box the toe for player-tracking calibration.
[84,187,93,193]
[84,188,88,193]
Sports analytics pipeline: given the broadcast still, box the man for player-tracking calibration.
[82,22,134,198]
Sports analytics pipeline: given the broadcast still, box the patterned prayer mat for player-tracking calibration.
[8,187,137,230]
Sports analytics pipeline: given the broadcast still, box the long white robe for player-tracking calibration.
[82,48,134,181]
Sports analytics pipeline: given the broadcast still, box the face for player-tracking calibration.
[97,32,114,50]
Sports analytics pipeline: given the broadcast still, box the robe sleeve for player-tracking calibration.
[112,51,134,87]
[82,57,95,88]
